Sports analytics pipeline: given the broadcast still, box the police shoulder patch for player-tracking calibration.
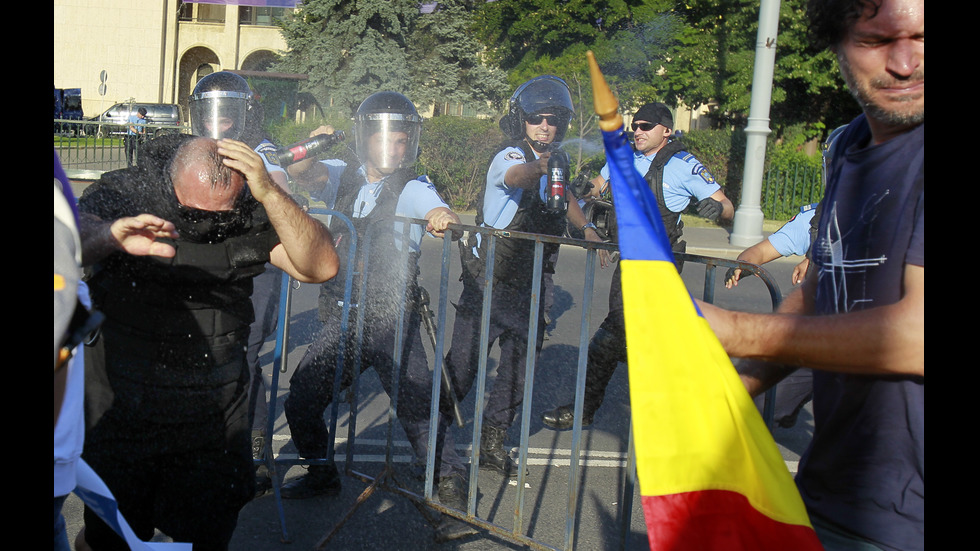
[505,150,525,162]
[693,164,715,184]
[420,176,438,193]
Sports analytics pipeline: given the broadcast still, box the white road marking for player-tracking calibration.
[270,435,799,473]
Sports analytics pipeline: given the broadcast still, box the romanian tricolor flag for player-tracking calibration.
[586,52,823,550]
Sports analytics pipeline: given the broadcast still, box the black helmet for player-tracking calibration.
[189,71,252,140]
[353,91,422,173]
[499,75,574,148]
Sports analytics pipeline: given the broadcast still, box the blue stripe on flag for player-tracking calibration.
[599,129,674,264]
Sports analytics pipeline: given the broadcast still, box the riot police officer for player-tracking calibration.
[189,71,291,498]
[445,76,606,477]
[541,102,733,431]
[279,92,475,542]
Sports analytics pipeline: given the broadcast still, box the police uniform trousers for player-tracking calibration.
[580,262,628,416]
[445,264,546,432]
[283,302,464,479]
[81,325,254,551]
[246,265,283,433]
[753,368,813,427]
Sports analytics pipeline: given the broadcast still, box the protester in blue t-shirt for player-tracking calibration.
[700,0,923,548]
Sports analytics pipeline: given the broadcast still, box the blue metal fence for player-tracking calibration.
[260,212,785,550]
[761,162,823,220]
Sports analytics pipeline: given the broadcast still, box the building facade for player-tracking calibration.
[54,0,294,122]
[54,1,711,130]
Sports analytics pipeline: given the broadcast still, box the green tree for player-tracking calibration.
[418,116,504,210]
[473,0,668,74]
[407,1,510,116]
[658,0,859,139]
[275,0,416,114]
[276,0,508,117]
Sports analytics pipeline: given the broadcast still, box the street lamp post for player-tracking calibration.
[730,0,782,248]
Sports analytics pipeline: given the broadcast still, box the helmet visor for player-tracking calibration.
[189,91,248,140]
[355,114,421,173]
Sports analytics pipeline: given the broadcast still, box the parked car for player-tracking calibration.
[84,102,183,138]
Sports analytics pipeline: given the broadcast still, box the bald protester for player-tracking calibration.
[75,133,338,551]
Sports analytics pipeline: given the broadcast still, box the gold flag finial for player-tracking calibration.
[587,51,623,131]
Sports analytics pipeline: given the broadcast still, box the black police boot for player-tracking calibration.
[280,462,342,499]
[252,430,272,499]
[479,424,521,478]
[434,474,479,543]
[541,404,595,431]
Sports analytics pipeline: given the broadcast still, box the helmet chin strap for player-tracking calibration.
[524,137,553,154]
[526,136,564,155]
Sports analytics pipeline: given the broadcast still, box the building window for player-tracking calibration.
[196,64,214,83]
[240,6,288,26]
[178,3,226,23]
[437,101,481,118]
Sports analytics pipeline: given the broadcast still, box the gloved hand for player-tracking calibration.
[569,172,594,199]
[696,197,723,221]
[724,266,740,287]
[724,266,754,288]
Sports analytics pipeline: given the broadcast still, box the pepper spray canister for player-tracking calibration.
[547,149,569,213]
[268,131,346,166]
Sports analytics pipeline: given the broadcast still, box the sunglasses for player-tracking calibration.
[631,122,658,132]
[525,113,564,126]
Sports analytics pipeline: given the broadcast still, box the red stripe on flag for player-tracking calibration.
[642,490,824,551]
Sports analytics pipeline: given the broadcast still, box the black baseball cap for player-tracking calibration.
[633,102,673,129]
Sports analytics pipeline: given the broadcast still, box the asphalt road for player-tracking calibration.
[60,219,813,551]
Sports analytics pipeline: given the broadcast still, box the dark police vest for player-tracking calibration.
[643,139,690,248]
[466,140,565,285]
[643,139,693,271]
[317,164,422,321]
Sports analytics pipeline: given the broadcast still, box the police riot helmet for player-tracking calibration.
[353,91,422,173]
[500,75,574,148]
[189,71,252,140]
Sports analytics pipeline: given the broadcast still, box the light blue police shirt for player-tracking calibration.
[599,148,721,213]
[309,160,448,252]
[767,203,817,257]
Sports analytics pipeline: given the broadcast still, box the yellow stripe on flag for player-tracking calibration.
[622,259,812,528]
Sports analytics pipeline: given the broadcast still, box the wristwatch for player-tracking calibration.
[581,222,598,232]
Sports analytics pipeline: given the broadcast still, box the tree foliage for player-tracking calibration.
[469,0,857,142]
[407,1,510,115]
[417,116,504,210]
[275,0,508,116]
[659,0,860,139]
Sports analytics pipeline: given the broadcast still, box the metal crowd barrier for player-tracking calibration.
[259,209,783,550]
[55,122,187,178]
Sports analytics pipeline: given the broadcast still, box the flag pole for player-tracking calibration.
[586,51,622,132]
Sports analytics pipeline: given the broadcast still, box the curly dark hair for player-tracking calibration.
[807,0,882,50]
